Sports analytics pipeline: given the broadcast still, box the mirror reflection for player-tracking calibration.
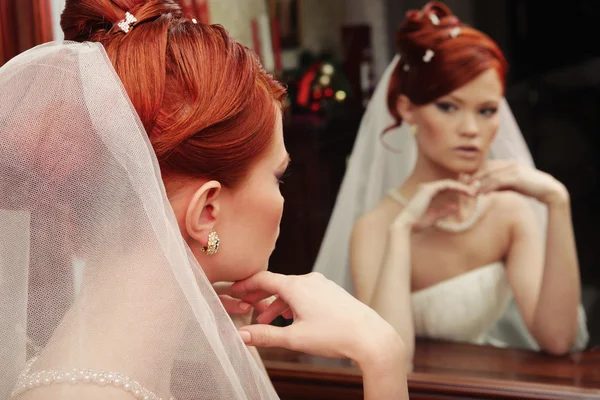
[267,0,599,358]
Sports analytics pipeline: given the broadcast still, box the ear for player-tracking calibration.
[185,180,222,246]
[396,94,415,125]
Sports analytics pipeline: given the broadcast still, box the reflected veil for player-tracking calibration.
[313,55,588,351]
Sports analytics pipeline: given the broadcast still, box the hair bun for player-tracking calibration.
[385,1,507,134]
[61,0,182,42]
[394,1,461,66]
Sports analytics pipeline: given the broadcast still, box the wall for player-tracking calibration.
[343,0,390,82]
[299,0,391,81]
[299,0,345,58]
[50,0,65,40]
[208,0,268,48]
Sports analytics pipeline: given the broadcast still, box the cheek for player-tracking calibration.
[418,115,452,152]
[484,116,501,144]
[253,186,284,237]
[270,192,285,234]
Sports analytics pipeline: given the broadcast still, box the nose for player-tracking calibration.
[459,113,479,138]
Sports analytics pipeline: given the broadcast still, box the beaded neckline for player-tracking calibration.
[12,356,175,400]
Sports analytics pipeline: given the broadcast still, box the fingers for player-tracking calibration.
[470,161,515,182]
[231,271,287,299]
[213,281,234,296]
[253,296,277,314]
[256,297,290,324]
[426,179,477,197]
[253,296,293,317]
[240,290,276,304]
[478,169,518,194]
[238,324,289,348]
[282,308,294,319]
[219,295,252,315]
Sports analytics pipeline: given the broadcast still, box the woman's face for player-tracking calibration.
[401,69,503,174]
[169,110,289,283]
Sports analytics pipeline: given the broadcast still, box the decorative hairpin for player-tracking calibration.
[117,12,137,33]
[429,13,440,25]
[449,26,461,38]
[423,49,434,63]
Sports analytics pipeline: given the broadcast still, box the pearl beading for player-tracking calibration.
[12,357,174,400]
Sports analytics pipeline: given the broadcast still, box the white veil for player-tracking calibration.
[313,55,588,351]
[0,41,278,399]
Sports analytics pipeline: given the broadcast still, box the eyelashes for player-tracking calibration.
[276,167,291,184]
[435,102,457,112]
[480,107,498,116]
[435,102,498,116]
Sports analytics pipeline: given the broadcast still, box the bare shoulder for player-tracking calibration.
[352,199,398,239]
[487,191,538,226]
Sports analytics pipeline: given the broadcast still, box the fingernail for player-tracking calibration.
[257,314,270,324]
[239,330,251,343]
[240,302,252,311]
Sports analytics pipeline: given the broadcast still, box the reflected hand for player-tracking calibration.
[392,179,477,231]
[228,271,403,362]
[468,160,569,205]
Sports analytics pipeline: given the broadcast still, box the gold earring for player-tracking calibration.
[200,229,220,255]
[411,124,418,136]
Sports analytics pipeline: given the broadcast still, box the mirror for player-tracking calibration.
[265,0,600,394]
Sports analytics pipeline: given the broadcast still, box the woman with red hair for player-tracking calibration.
[0,0,407,399]
[338,2,587,363]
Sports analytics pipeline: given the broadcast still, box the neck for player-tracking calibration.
[402,150,460,195]
[33,246,191,397]
[399,150,483,224]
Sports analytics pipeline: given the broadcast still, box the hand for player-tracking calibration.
[468,160,569,205]
[214,281,293,319]
[392,179,477,231]
[227,271,403,363]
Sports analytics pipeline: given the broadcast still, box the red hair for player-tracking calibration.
[61,0,286,187]
[386,1,507,133]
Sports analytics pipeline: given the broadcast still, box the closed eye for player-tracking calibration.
[276,166,291,184]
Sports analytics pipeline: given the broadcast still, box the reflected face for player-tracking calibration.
[406,69,503,173]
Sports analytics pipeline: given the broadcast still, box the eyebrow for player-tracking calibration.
[448,95,465,104]
[447,95,499,107]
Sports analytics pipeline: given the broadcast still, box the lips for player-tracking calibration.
[453,146,480,158]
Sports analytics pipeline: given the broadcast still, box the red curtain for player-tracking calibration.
[177,0,210,24]
[1,0,53,66]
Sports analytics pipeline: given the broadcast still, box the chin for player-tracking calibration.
[448,159,483,174]
[230,263,269,282]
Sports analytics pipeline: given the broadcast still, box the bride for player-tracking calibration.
[0,0,407,399]
[313,1,588,362]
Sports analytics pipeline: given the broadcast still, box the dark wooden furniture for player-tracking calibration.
[259,340,600,399]
[269,111,362,277]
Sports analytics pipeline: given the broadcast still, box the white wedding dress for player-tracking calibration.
[412,262,512,344]
[410,258,589,350]
[313,55,589,351]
